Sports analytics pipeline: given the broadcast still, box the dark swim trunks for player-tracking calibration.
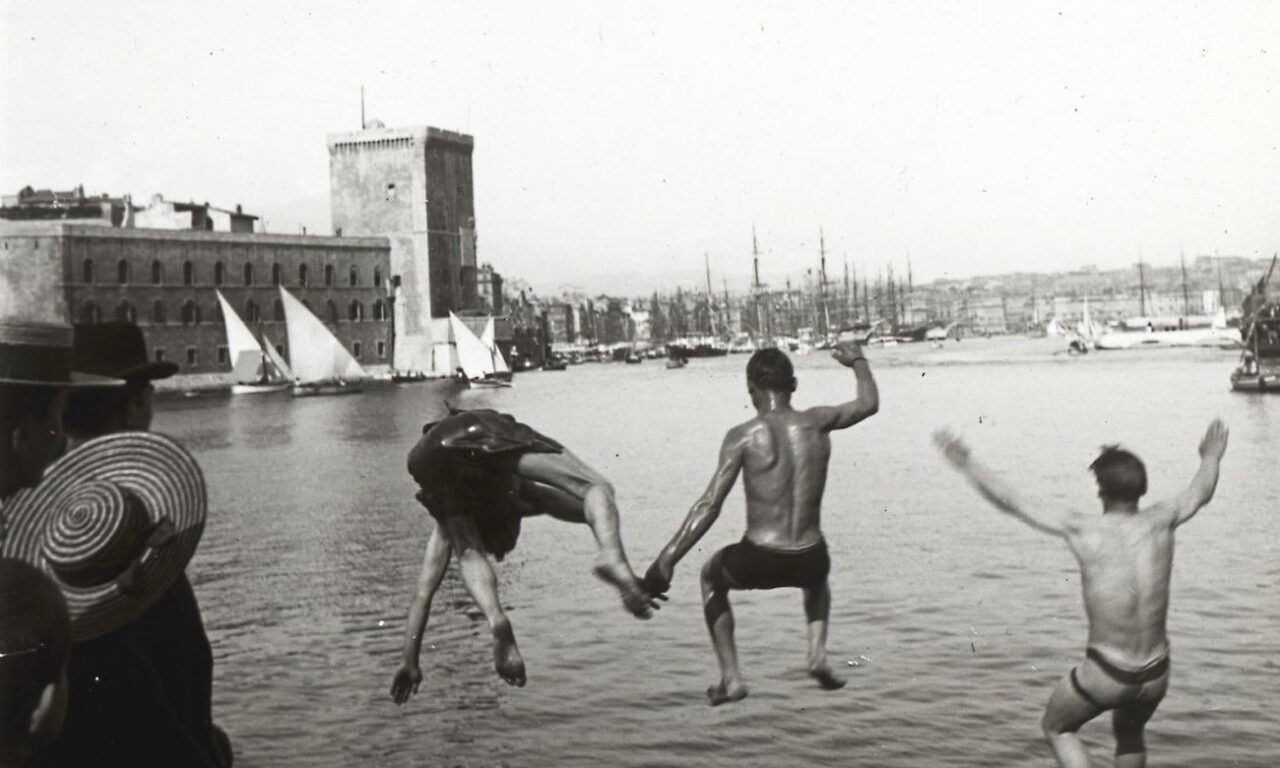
[406,409,564,559]
[1068,647,1170,715]
[717,537,830,590]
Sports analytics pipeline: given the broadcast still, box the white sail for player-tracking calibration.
[279,286,367,384]
[450,312,496,380]
[479,317,510,374]
[259,331,294,382]
[217,290,267,382]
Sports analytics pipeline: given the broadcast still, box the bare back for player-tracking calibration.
[1065,503,1178,666]
[737,408,831,549]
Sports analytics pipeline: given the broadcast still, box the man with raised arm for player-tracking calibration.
[933,420,1229,768]
[391,409,659,703]
[643,342,879,706]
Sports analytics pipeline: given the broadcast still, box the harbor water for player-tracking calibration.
[157,338,1279,767]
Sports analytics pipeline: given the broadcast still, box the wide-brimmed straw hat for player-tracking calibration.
[0,318,122,387]
[0,431,207,641]
[73,322,179,381]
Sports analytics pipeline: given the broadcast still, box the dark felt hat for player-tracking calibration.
[73,322,178,381]
[0,318,122,387]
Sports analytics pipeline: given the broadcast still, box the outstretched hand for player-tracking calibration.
[831,340,867,368]
[641,560,673,602]
[932,428,971,469]
[1198,419,1229,460]
[391,663,422,705]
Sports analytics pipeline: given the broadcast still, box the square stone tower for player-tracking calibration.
[327,124,478,374]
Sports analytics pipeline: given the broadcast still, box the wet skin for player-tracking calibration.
[647,342,879,705]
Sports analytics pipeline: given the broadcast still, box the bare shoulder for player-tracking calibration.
[724,419,763,449]
[1140,498,1180,527]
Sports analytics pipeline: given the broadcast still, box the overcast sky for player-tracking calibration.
[3,1,1277,295]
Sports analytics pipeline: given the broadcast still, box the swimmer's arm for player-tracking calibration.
[812,343,879,431]
[648,430,745,586]
[392,527,452,704]
[1168,419,1228,528]
[933,429,1080,537]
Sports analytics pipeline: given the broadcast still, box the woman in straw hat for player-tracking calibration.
[3,431,226,767]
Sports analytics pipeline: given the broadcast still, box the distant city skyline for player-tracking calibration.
[3,1,1277,296]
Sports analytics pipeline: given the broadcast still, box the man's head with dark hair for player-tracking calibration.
[1089,445,1148,505]
[746,348,796,396]
[0,384,69,500]
[0,558,71,761]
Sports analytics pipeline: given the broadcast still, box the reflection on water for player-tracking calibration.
[155,339,1279,767]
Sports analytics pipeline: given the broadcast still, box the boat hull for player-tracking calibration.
[230,382,290,395]
[1230,372,1280,392]
[292,382,364,398]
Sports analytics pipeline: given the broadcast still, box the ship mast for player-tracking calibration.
[818,228,829,337]
[1180,248,1191,318]
[1137,253,1148,317]
[704,252,715,336]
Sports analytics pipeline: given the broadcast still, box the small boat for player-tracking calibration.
[217,290,293,394]
[278,286,367,397]
[543,354,568,371]
[665,358,687,369]
[450,312,513,388]
[1094,309,1240,350]
[1231,257,1280,392]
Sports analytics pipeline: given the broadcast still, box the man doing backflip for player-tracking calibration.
[391,409,659,703]
[644,342,879,706]
[934,420,1228,768]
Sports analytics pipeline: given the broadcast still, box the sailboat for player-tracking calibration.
[478,317,514,382]
[216,290,292,394]
[278,286,368,397]
[450,312,512,388]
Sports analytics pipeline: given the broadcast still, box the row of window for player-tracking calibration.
[81,259,385,289]
[77,298,389,325]
[161,339,387,368]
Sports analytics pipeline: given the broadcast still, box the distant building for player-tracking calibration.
[328,123,494,374]
[1,185,127,226]
[132,194,257,233]
[0,221,393,379]
[476,262,503,312]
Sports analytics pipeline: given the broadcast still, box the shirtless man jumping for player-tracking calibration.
[934,420,1229,768]
[391,409,658,704]
[643,343,879,706]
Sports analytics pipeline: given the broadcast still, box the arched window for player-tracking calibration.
[82,259,95,284]
[298,264,308,286]
[115,300,136,323]
[117,260,130,284]
[324,265,335,287]
[181,300,201,325]
[214,261,225,286]
[326,300,339,323]
[245,300,260,323]
[151,300,167,325]
[78,300,100,324]
[183,261,195,286]
[212,301,223,322]
[348,300,363,322]
[273,300,285,322]
[373,267,383,288]
[243,263,254,286]
[372,300,385,321]
[349,266,358,287]
[271,263,282,285]
[151,260,163,285]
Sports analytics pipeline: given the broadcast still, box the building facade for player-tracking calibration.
[327,124,486,374]
[1,221,393,380]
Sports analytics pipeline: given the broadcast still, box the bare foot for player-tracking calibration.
[808,661,847,691]
[593,559,655,619]
[706,679,748,706]
[491,618,526,687]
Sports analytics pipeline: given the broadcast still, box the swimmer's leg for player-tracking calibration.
[515,451,654,619]
[803,580,846,690]
[448,517,527,687]
[1042,670,1104,768]
[701,552,747,706]
[1112,674,1167,768]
